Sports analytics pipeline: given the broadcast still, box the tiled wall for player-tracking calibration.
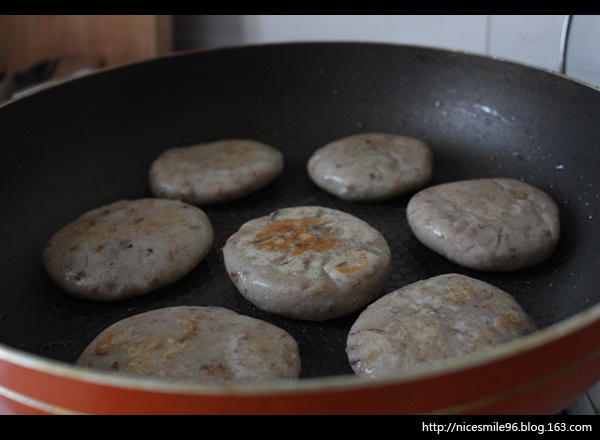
[174,15,567,72]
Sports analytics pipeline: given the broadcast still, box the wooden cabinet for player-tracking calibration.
[0,15,172,71]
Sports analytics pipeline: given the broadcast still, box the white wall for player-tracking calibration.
[174,15,567,72]
[562,15,600,86]
[488,15,566,72]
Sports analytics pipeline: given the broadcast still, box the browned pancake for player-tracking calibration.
[76,306,301,383]
[222,206,392,321]
[346,273,537,378]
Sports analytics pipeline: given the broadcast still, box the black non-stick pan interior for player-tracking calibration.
[1,42,599,379]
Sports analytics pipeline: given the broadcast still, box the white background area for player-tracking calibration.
[174,15,600,87]
[175,15,568,73]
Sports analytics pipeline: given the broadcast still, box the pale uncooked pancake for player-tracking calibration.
[222,206,392,321]
[406,178,560,271]
[307,133,433,202]
[76,306,301,383]
[149,139,284,206]
[43,198,214,301]
[346,273,537,378]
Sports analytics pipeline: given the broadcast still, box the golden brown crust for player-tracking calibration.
[223,206,392,321]
[76,306,301,383]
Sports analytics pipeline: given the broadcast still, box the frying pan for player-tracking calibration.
[1,42,600,415]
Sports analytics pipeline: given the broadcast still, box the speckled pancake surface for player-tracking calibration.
[222,206,392,321]
[346,273,537,378]
[406,178,560,271]
[149,139,284,206]
[307,133,433,202]
[43,198,214,301]
[76,306,301,383]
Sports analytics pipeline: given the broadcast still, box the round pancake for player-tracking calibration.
[406,178,560,271]
[222,206,392,321]
[43,198,214,301]
[76,306,301,383]
[149,139,284,206]
[346,273,537,378]
[307,133,433,202]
